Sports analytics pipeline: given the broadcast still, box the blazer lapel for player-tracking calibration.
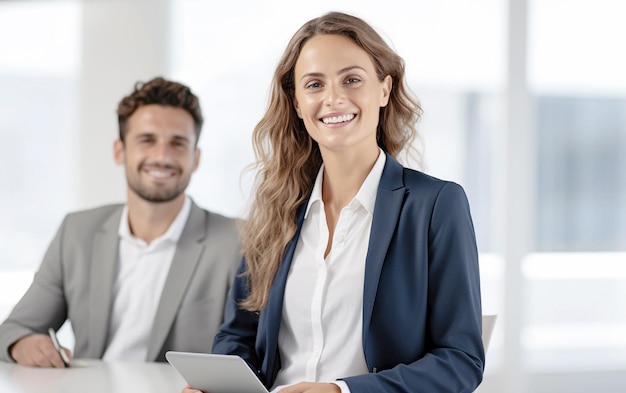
[262,203,307,379]
[362,155,405,348]
[146,201,206,361]
[89,207,123,358]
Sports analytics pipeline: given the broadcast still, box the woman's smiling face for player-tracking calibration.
[293,34,391,156]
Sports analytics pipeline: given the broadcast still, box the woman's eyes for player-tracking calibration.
[305,81,322,89]
[304,77,362,89]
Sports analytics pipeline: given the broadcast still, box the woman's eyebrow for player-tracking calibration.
[300,66,367,81]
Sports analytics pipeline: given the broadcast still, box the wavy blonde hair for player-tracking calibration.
[240,11,423,311]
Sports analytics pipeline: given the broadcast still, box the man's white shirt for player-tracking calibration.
[103,196,191,361]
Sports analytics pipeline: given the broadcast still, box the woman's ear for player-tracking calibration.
[293,97,302,119]
[380,75,392,107]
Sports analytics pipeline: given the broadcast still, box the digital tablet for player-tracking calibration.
[165,351,269,393]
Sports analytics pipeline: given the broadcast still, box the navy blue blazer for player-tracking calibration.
[213,153,484,393]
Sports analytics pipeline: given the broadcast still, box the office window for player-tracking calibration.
[536,96,626,251]
[530,0,626,252]
[524,1,626,390]
[0,1,81,330]
[0,2,80,267]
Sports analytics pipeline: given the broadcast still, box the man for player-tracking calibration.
[0,77,241,367]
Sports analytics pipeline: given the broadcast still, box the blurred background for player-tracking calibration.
[0,0,625,392]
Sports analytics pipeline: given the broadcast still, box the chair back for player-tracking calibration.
[482,314,497,352]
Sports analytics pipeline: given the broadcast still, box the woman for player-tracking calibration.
[187,11,484,393]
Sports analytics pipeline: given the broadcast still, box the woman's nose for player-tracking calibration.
[323,83,344,106]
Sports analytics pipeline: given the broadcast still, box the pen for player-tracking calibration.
[48,328,71,367]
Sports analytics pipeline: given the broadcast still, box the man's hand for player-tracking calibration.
[9,333,72,368]
[278,382,342,393]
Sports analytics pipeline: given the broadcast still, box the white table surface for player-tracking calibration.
[0,359,187,393]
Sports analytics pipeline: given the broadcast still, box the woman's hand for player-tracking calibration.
[277,382,341,393]
[181,384,203,393]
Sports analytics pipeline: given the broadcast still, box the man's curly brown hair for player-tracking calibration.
[116,76,203,145]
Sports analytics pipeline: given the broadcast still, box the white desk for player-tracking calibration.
[0,359,187,393]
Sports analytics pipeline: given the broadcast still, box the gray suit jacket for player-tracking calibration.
[0,200,242,362]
